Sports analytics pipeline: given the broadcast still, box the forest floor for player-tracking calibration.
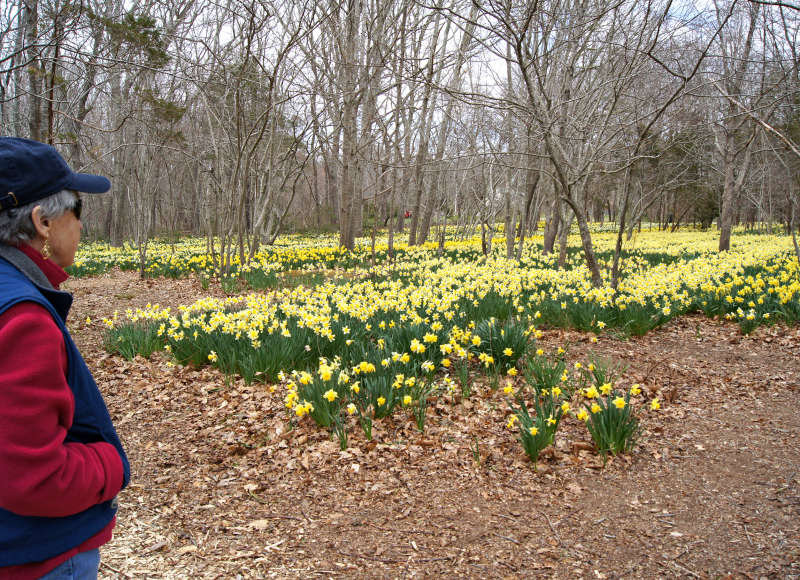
[64,271,800,579]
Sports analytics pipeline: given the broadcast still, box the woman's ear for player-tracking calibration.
[31,205,51,239]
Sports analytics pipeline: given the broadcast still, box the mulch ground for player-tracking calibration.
[63,271,800,579]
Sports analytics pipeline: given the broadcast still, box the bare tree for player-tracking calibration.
[186,0,317,271]
[712,0,762,251]
[458,0,673,285]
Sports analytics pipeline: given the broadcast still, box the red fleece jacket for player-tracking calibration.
[0,244,123,580]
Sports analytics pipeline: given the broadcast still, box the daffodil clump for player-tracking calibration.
[259,307,533,447]
[508,351,660,466]
[99,230,797,392]
[279,355,445,446]
[102,304,172,359]
[506,348,573,467]
[506,384,569,468]
[283,358,352,449]
[579,381,642,461]
[91,231,799,347]
[471,317,529,374]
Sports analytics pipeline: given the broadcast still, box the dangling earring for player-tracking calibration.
[42,238,51,259]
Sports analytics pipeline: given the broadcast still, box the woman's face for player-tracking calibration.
[46,207,82,268]
[31,197,82,269]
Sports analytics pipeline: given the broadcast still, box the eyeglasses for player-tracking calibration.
[71,196,82,220]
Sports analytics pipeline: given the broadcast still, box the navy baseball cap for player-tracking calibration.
[0,137,111,211]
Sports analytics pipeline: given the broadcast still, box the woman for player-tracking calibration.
[0,137,130,579]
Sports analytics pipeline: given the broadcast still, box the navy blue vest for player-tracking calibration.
[0,255,130,566]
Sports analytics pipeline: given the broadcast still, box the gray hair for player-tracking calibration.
[0,190,78,245]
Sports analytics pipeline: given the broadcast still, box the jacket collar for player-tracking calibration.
[0,243,53,288]
[0,243,73,321]
[17,243,69,288]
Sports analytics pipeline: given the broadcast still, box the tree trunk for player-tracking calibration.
[337,0,362,250]
[24,0,43,141]
[564,195,603,286]
[515,170,539,261]
[557,214,571,269]
[791,200,800,266]
[716,3,759,252]
[543,193,560,255]
[718,129,737,251]
[408,11,444,246]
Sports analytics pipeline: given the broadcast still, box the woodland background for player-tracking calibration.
[1,0,799,272]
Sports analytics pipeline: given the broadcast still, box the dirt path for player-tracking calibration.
[64,272,800,579]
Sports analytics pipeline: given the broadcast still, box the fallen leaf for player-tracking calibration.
[248,519,271,530]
